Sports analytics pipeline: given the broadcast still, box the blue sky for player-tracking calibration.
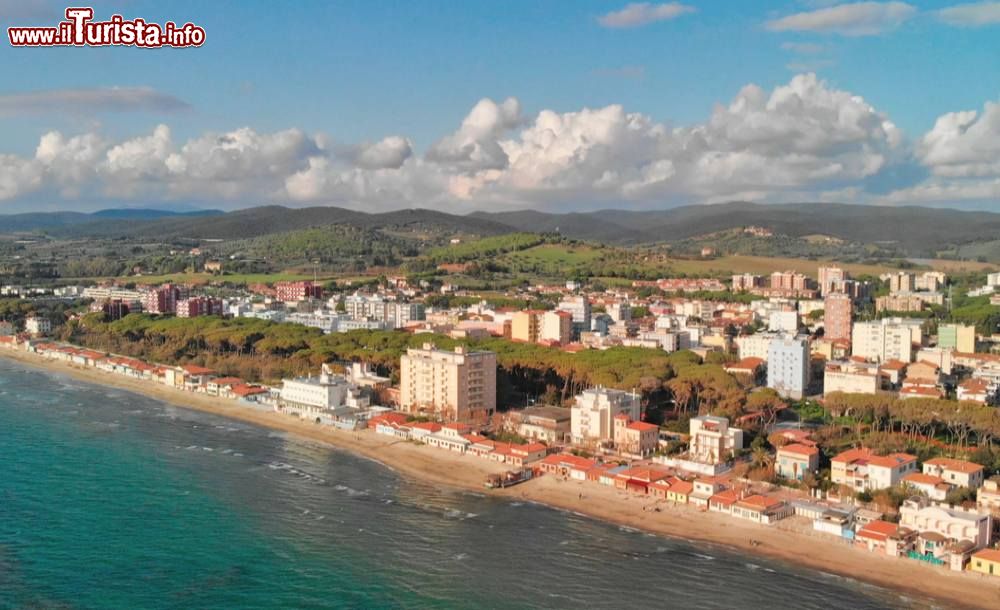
[1,1,998,213]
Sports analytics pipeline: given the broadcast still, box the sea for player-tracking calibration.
[0,359,940,610]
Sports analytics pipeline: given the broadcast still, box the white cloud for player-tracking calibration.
[1,75,997,213]
[426,97,522,171]
[0,87,189,116]
[422,73,901,207]
[352,136,413,170]
[937,2,1000,26]
[878,97,1000,206]
[597,3,694,29]
[766,2,916,36]
[918,100,1000,178]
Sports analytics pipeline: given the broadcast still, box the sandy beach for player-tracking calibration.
[4,348,1000,609]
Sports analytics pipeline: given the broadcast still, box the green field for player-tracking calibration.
[105,272,336,286]
[502,244,604,266]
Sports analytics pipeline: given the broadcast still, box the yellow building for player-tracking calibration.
[939,323,976,354]
[510,310,542,343]
[666,479,693,504]
[969,549,1000,577]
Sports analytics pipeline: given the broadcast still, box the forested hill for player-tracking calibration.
[39,206,514,241]
[5,201,1000,258]
[471,202,1000,254]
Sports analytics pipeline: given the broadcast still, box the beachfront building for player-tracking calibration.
[24,316,51,336]
[399,344,497,424]
[423,422,473,453]
[688,415,743,465]
[731,495,793,525]
[165,364,217,391]
[767,336,809,399]
[570,387,640,446]
[922,458,986,490]
[855,520,899,554]
[831,448,918,491]
[612,415,659,458]
[539,453,596,480]
[899,497,992,562]
[279,364,369,423]
[509,405,571,444]
[776,444,819,480]
[969,549,1000,577]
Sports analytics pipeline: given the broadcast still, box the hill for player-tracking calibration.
[40,206,513,241]
[474,202,1000,256]
[0,208,219,233]
[7,201,1000,261]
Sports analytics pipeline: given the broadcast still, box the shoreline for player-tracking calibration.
[3,349,999,609]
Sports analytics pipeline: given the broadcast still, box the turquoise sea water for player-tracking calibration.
[0,359,938,609]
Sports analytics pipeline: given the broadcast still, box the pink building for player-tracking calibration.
[275,281,322,303]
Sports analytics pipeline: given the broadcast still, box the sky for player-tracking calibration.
[0,0,998,214]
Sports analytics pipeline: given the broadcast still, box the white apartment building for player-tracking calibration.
[557,296,591,336]
[824,360,879,395]
[923,458,986,490]
[767,336,809,399]
[24,316,51,336]
[736,332,778,361]
[280,364,369,421]
[688,415,743,465]
[899,497,992,551]
[831,448,918,491]
[768,310,799,333]
[852,320,921,363]
[570,387,640,445]
[540,310,572,344]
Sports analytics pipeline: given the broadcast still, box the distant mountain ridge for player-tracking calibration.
[4,202,1000,258]
[0,208,221,232]
[474,202,1000,255]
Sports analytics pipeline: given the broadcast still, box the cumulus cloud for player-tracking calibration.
[597,3,694,29]
[766,2,916,36]
[876,97,1000,206]
[936,2,1000,26]
[0,74,997,213]
[422,74,902,207]
[426,97,522,171]
[918,100,1000,178]
[0,87,189,116]
[351,136,413,170]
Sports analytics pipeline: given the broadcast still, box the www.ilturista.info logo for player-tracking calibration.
[8,7,205,47]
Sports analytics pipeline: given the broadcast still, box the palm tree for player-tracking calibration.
[750,445,774,473]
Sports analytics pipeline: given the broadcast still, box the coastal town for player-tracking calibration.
[4,260,1000,592]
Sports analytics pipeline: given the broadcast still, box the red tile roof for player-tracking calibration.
[924,457,984,474]
[857,520,897,542]
[779,443,819,457]
[541,453,596,471]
